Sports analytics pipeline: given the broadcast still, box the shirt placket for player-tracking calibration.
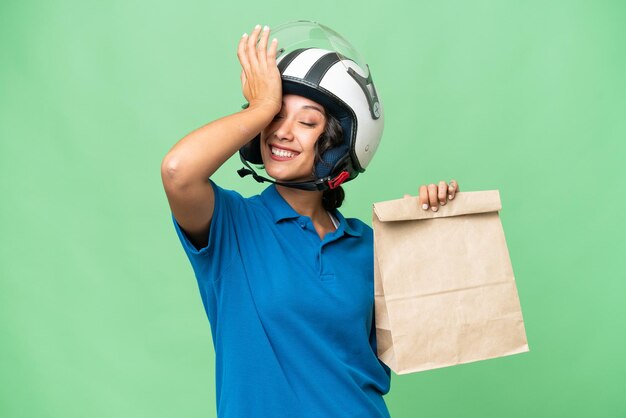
[295,216,343,279]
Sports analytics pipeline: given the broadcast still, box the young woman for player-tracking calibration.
[161,23,459,418]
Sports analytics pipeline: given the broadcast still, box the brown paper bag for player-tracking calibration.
[373,190,529,374]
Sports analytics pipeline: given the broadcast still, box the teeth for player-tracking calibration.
[271,146,296,158]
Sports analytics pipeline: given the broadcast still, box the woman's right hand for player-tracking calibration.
[237,24,282,115]
[162,25,283,250]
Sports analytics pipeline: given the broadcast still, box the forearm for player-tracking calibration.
[162,103,276,188]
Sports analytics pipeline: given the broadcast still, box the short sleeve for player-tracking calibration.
[171,180,243,283]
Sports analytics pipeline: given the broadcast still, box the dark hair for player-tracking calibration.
[315,113,345,211]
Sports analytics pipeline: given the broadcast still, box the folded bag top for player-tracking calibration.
[373,190,502,222]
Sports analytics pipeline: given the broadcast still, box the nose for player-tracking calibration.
[273,117,295,141]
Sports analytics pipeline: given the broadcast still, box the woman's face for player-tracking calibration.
[260,94,326,183]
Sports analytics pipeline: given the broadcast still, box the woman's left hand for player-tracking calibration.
[405,179,460,212]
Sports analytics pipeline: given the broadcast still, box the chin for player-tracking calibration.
[264,164,313,184]
[262,155,314,184]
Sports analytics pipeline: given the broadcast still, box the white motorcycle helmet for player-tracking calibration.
[238,20,383,191]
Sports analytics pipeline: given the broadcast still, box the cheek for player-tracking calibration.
[258,136,270,165]
[260,132,270,150]
[308,136,323,159]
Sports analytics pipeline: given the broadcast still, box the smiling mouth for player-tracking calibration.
[269,145,300,160]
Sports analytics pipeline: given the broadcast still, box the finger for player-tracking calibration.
[419,185,429,210]
[448,179,459,200]
[267,37,279,66]
[237,32,250,70]
[438,181,448,205]
[247,24,263,68]
[257,25,270,66]
[427,183,439,211]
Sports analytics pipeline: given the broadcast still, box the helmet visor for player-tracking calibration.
[268,20,370,80]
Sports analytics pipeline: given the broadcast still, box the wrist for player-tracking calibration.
[246,99,281,117]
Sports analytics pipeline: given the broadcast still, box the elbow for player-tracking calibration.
[161,153,192,190]
[161,154,179,183]
[161,152,215,192]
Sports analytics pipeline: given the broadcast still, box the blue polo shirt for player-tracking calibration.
[171,181,391,418]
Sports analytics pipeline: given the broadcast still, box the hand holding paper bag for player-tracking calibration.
[373,190,529,375]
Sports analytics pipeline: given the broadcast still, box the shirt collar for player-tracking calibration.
[259,184,362,237]
[330,208,362,237]
[260,184,301,223]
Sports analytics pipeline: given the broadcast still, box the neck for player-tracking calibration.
[275,184,326,220]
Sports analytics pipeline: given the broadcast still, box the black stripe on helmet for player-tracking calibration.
[304,52,341,86]
[277,48,310,74]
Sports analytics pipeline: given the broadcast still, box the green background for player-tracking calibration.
[1,1,624,417]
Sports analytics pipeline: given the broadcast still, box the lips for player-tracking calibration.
[269,144,300,161]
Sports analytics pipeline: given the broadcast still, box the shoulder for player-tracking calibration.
[211,180,265,214]
[210,180,245,204]
[172,182,266,259]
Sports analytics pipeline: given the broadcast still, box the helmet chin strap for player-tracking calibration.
[237,154,329,191]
